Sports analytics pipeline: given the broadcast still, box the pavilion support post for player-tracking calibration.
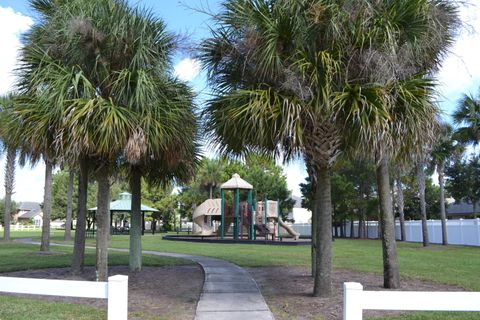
[277,199,281,240]
[141,212,145,236]
[220,189,225,239]
[254,199,257,240]
[234,188,240,240]
[264,196,268,240]
[110,212,113,235]
[248,190,253,240]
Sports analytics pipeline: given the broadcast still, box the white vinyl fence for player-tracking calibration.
[0,224,41,231]
[292,218,480,246]
[0,275,128,320]
[343,282,480,320]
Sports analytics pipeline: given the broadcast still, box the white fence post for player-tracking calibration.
[476,218,480,246]
[343,282,363,320]
[107,275,128,320]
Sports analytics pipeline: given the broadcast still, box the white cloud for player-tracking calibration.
[0,6,33,95]
[0,7,43,203]
[0,155,46,203]
[174,58,201,81]
[436,2,480,107]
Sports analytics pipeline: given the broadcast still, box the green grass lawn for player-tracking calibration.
[2,230,480,319]
[0,295,105,320]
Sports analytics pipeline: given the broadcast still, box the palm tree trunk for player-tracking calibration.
[438,161,448,245]
[311,199,317,277]
[416,161,429,247]
[395,176,406,241]
[72,158,88,274]
[129,167,142,271]
[376,154,400,289]
[313,166,332,297]
[96,165,110,281]
[3,147,15,241]
[40,159,53,252]
[64,170,74,241]
[209,185,213,199]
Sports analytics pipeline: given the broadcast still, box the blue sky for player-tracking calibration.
[0,0,479,202]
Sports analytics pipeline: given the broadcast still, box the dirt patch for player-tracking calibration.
[248,267,465,320]
[1,265,203,320]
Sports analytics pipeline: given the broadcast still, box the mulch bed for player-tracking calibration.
[249,267,465,320]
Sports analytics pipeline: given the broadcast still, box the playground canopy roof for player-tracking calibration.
[193,198,222,220]
[221,173,253,190]
[88,192,159,213]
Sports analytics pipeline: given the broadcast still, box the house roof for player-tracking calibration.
[18,202,41,211]
[88,192,159,213]
[221,173,253,190]
[17,202,42,219]
[292,195,302,208]
[446,201,480,216]
[19,209,42,219]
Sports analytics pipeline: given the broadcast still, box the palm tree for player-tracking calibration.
[416,159,430,247]
[0,96,17,242]
[453,94,480,151]
[201,0,458,294]
[431,123,463,245]
[17,0,199,280]
[197,159,224,199]
[126,83,199,272]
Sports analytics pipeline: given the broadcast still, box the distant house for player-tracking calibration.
[287,195,312,224]
[446,201,480,219]
[15,202,43,226]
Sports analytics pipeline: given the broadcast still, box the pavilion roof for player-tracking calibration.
[88,192,159,213]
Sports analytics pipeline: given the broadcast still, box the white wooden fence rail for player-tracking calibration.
[343,282,480,320]
[0,275,128,320]
[0,225,42,231]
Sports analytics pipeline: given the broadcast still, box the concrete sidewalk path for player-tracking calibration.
[142,251,275,320]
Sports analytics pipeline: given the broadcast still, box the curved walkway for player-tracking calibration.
[15,240,274,320]
[142,250,274,320]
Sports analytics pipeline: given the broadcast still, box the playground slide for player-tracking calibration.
[193,215,214,235]
[278,218,300,240]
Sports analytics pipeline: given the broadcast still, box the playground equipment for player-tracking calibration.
[192,173,300,240]
[192,199,221,236]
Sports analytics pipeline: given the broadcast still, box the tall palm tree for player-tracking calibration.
[17,0,199,280]
[201,0,458,294]
[126,82,199,272]
[417,159,430,247]
[453,94,480,151]
[0,96,18,242]
[197,159,224,199]
[431,123,463,245]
